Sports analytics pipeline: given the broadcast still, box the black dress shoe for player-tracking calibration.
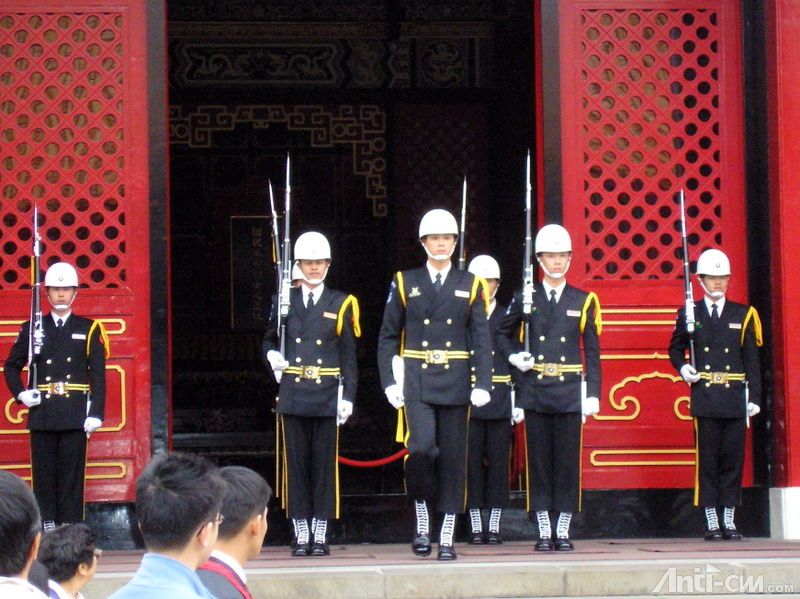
[437,544,457,561]
[291,543,312,556]
[310,542,330,556]
[722,527,742,541]
[534,538,554,552]
[411,533,432,557]
[704,529,724,541]
[468,531,485,545]
[554,537,574,551]
[485,531,503,545]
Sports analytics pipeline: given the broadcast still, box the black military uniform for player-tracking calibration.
[668,297,762,526]
[467,297,514,540]
[378,266,492,521]
[4,313,108,524]
[262,285,359,539]
[496,282,601,518]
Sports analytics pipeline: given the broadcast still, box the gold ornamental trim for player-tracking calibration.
[0,461,127,481]
[590,449,696,467]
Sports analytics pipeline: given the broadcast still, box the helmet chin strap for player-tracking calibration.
[301,264,330,286]
[537,257,571,279]
[422,242,455,262]
[48,290,77,311]
[698,277,725,300]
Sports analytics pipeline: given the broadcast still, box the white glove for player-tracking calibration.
[337,399,353,425]
[747,402,760,418]
[511,407,525,425]
[470,388,491,408]
[680,364,701,384]
[582,396,600,417]
[267,350,289,381]
[17,389,41,408]
[83,417,102,434]
[385,384,404,410]
[509,352,534,373]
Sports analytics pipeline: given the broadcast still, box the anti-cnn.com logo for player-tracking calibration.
[653,563,795,594]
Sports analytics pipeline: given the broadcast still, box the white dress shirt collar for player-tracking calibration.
[704,295,726,316]
[210,549,247,584]
[301,283,324,307]
[542,280,566,303]
[51,312,72,325]
[426,262,452,285]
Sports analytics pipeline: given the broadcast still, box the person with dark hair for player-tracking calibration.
[197,467,272,599]
[4,262,109,532]
[109,452,227,599]
[0,471,47,597]
[37,523,99,599]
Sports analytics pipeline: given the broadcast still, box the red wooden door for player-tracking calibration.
[550,1,750,489]
[0,0,155,501]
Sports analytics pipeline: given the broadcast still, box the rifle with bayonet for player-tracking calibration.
[278,153,292,357]
[522,151,535,354]
[27,206,44,396]
[678,188,696,367]
[268,180,281,295]
[458,174,468,270]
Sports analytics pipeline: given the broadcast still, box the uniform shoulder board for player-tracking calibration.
[741,306,763,347]
[580,292,602,335]
[87,320,111,359]
[336,295,362,338]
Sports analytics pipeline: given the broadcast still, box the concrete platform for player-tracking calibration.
[84,538,800,598]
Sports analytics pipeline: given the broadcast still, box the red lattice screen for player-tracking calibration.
[556,1,748,490]
[1,12,126,287]
[0,1,153,504]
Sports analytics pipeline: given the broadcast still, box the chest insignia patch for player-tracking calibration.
[409,287,421,298]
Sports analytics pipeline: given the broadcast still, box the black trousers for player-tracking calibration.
[404,401,469,513]
[467,418,511,509]
[525,411,582,513]
[695,416,746,508]
[281,415,338,520]
[30,429,87,523]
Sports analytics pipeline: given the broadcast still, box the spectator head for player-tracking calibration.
[37,523,99,592]
[216,467,271,560]
[0,471,41,578]
[135,453,226,565]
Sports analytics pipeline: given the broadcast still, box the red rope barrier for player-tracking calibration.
[338,448,408,468]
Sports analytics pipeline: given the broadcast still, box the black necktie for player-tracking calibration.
[711,303,719,322]
[433,273,442,292]
[56,318,63,329]
[307,292,314,308]
[549,289,557,314]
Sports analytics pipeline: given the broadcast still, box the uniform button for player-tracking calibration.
[296,357,302,363]
[45,393,51,399]
[66,374,71,380]
[316,339,322,345]
[45,376,51,382]
[446,341,452,348]
[705,383,710,388]
[539,335,546,341]
[704,347,709,352]
[422,363,428,369]
[422,341,429,347]
[295,377,301,383]
[537,374,543,380]
[725,365,730,371]
[317,359,323,365]
[66,357,72,363]
[559,376,565,382]
[46,359,52,365]
[470,350,475,355]
[560,336,566,342]
[65,393,69,398]
[724,348,729,353]
[491,385,495,390]
[491,350,495,355]
[705,365,711,370]
[316,379,322,384]
[424,319,430,325]
[296,338,302,343]
[446,319,453,325]
[538,355,544,360]
[725,383,730,388]
[471,366,476,372]
[444,364,450,370]
[560,356,565,362]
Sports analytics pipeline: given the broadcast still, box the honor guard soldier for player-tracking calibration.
[262,231,360,557]
[4,262,108,532]
[496,224,601,551]
[378,208,493,561]
[668,248,762,540]
[465,255,525,545]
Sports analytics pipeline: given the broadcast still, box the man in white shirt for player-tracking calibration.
[0,471,47,598]
[37,523,99,599]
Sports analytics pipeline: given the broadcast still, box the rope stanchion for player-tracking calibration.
[338,448,408,468]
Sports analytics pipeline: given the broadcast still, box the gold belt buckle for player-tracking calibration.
[542,363,560,377]
[302,366,321,380]
[51,382,67,395]
[425,350,448,365]
[710,372,727,384]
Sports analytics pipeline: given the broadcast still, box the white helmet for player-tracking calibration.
[294,232,331,261]
[418,209,459,238]
[44,262,78,287]
[535,224,572,254]
[696,249,731,276]
[468,255,501,280]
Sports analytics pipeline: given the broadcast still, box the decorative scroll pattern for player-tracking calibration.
[169,104,388,216]
[0,12,127,289]
[580,9,722,279]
